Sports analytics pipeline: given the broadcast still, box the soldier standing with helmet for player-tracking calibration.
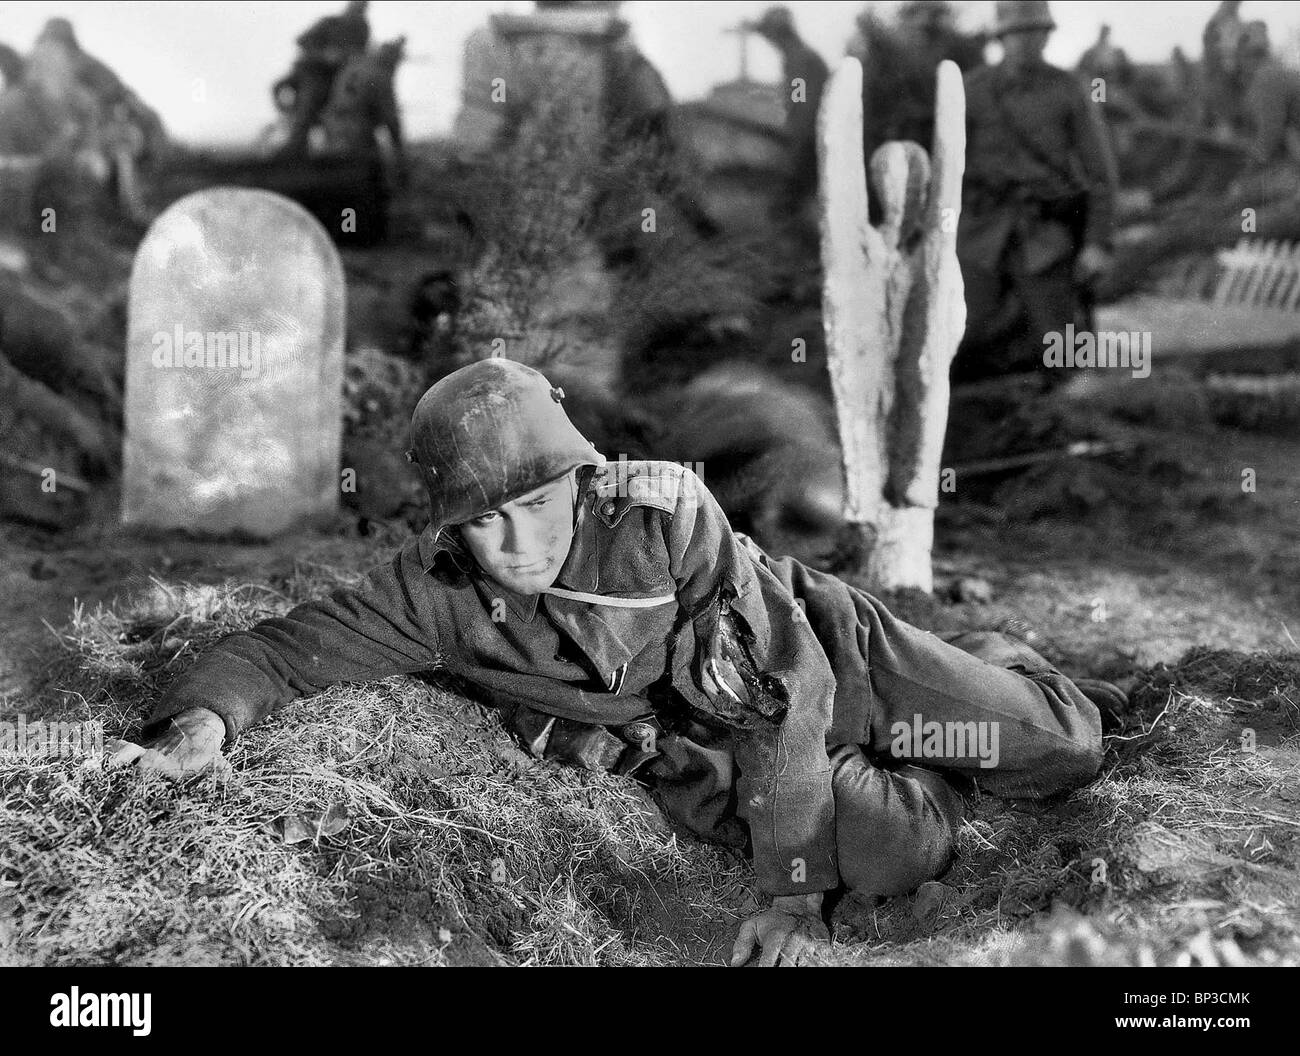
[955,0,1119,383]
[746,6,830,215]
[275,0,372,158]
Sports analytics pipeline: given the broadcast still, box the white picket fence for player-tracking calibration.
[1103,238,1300,353]
[1211,239,1300,311]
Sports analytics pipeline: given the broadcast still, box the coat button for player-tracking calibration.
[601,500,616,516]
[623,721,656,745]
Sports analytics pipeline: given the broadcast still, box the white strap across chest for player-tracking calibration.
[542,586,677,608]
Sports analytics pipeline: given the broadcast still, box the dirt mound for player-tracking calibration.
[0,569,749,966]
[1135,648,1300,711]
[1131,647,1300,746]
[3,523,1297,966]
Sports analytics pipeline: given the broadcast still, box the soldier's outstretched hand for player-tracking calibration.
[107,707,231,780]
[731,893,830,967]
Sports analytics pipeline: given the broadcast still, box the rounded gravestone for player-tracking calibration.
[122,188,345,536]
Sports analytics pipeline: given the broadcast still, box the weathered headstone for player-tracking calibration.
[122,188,344,536]
[453,6,625,159]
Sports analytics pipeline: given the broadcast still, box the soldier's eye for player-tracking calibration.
[471,511,500,526]
[527,496,549,509]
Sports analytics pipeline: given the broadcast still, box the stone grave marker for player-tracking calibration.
[122,187,344,536]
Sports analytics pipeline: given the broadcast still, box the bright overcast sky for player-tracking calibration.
[3,1,1299,145]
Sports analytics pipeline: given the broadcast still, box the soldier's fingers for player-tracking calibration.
[139,746,226,781]
[104,739,147,769]
[730,919,760,967]
[134,747,189,778]
[777,932,807,967]
[758,922,794,968]
[780,931,822,967]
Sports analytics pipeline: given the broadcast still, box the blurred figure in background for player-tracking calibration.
[849,1,984,168]
[0,18,163,227]
[955,0,1118,384]
[1232,20,1300,212]
[1239,21,1300,171]
[1076,23,1131,85]
[275,0,371,157]
[747,5,828,216]
[319,36,407,174]
[1202,0,1245,131]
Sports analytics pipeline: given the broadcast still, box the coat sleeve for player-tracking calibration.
[665,467,840,895]
[143,540,443,742]
[1070,79,1120,249]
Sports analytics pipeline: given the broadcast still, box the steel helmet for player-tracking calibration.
[994,0,1055,36]
[407,358,605,540]
[747,6,796,40]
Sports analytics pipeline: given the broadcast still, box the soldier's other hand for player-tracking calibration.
[730,893,830,967]
[107,707,230,780]
[1075,244,1113,283]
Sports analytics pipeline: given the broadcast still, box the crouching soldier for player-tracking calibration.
[115,359,1114,966]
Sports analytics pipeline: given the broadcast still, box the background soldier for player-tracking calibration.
[1201,0,1245,131]
[1225,20,1300,229]
[1109,17,1300,290]
[955,0,1119,383]
[746,5,829,214]
[275,0,372,158]
[1239,21,1300,173]
[1076,23,1131,85]
[319,37,407,172]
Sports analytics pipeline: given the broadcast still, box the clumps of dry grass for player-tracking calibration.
[8,568,1298,966]
[1,571,750,966]
[1204,373,1300,435]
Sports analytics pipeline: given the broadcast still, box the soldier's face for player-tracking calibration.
[458,472,577,595]
[1001,29,1049,67]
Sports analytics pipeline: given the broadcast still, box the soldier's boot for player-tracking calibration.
[991,614,1129,718]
